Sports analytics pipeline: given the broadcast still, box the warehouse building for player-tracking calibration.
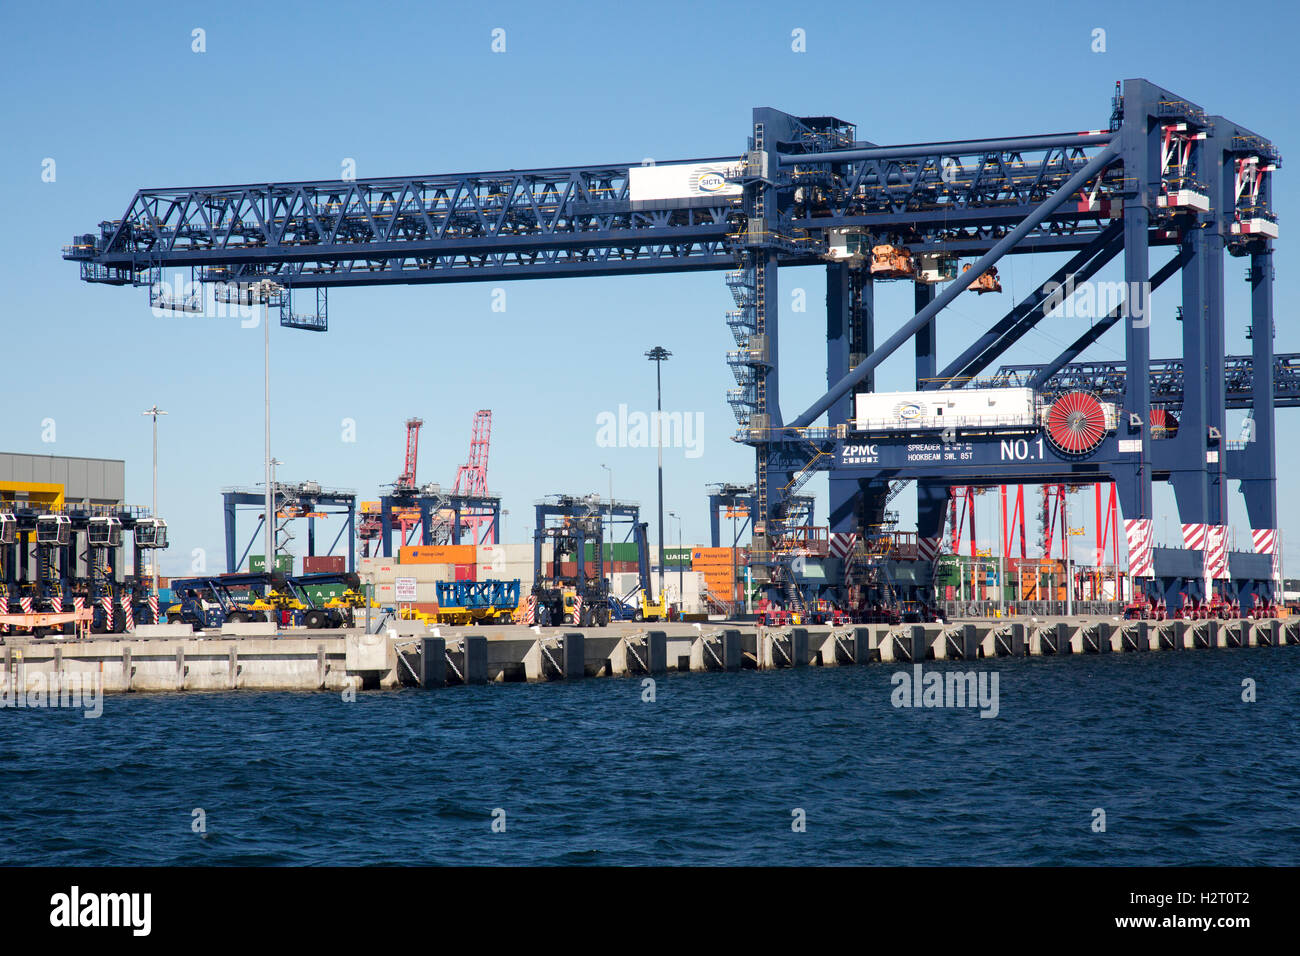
[0,452,126,508]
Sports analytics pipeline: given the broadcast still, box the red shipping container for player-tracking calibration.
[454,564,476,582]
[303,555,346,574]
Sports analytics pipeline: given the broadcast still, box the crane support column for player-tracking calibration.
[1169,226,1212,523]
[1239,247,1277,529]
[1115,84,1156,522]
[827,264,874,536]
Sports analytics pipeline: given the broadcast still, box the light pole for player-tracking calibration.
[1064,490,1074,616]
[248,279,284,569]
[269,457,284,570]
[601,464,613,592]
[645,346,671,597]
[141,405,167,597]
[732,508,740,614]
[668,511,683,612]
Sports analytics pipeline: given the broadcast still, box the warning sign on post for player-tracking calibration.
[394,577,417,602]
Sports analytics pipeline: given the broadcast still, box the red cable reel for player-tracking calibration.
[1045,391,1108,454]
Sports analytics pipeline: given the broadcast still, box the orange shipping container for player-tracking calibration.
[400,544,477,565]
[691,547,731,563]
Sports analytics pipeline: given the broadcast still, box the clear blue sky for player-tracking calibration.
[2,0,1297,574]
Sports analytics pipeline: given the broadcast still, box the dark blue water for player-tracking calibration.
[2,648,1297,865]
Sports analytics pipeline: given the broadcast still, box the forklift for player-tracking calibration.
[282,571,369,628]
[165,571,282,628]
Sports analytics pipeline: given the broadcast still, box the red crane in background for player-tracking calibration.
[358,417,424,556]
[452,410,495,542]
[395,417,424,494]
[393,417,425,543]
[1001,485,1028,560]
[948,486,977,556]
[361,412,497,554]
[1040,484,1069,561]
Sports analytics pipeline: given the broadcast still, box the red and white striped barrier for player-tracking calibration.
[100,596,113,631]
[1125,518,1154,577]
[1182,522,1208,551]
[572,595,584,625]
[50,595,62,614]
[1205,525,1229,581]
[1251,528,1277,555]
[148,594,159,623]
[523,595,536,625]
[827,532,857,559]
[917,536,943,563]
[120,595,134,631]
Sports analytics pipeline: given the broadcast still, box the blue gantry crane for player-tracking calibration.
[222,480,357,573]
[65,78,1283,614]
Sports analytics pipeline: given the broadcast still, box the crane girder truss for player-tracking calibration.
[66,78,1282,609]
[789,145,1127,246]
[994,354,1300,408]
[66,164,740,286]
[69,138,1140,288]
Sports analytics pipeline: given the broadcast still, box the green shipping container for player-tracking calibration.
[250,554,295,574]
[304,584,346,605]
[663,547,694,566]
[582,542,640,563]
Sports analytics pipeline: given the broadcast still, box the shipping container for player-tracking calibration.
[582,542,640,563]
[302,555,346,574]
[400,544,477,565]
[303,584,347,605]
[454,564,476,582]
[249,554,294,574]
[691,547,747,568]
[359,558,396,576]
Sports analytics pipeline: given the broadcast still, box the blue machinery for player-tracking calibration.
[66,79,1282,610]
[706,482,813,549]
[0,505,168,630]
[222,481,356,573]
[375,489,500,557]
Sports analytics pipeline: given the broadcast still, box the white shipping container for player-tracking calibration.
[500,542,542,564]
[477,545,505,575]
[855,387,1037,432]
[502,561,536,584]
[359,558,396,576]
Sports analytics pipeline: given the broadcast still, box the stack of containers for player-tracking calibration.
[362,542,549,613]
[495,542,546,586]
[397,544,476,606]
[690,547,747,605]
